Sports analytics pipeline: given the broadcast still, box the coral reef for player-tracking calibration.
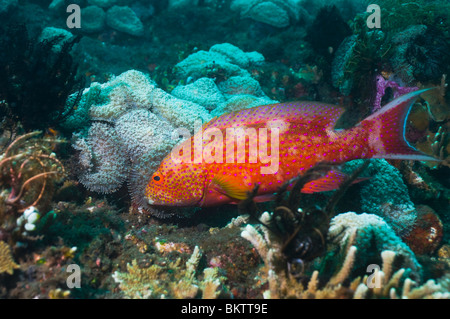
[1,0,449,301]
[235,162,446,298]
[113,246,228,298]
[241,219,447,299]
[350,251,450,299]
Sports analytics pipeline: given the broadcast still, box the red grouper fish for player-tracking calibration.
[144,88,438,207]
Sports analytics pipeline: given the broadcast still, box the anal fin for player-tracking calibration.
[301,170,366,194]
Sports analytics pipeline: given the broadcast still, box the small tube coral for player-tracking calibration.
[328,246,357,286]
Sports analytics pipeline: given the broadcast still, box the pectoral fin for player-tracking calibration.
[211,175,249,200]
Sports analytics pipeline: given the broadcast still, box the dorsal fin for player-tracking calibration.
[203,102,346,130]
[201,116,218,131]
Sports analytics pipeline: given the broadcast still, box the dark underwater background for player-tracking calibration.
[0,0,449,299]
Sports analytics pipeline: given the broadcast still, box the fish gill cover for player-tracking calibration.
[0,0,449,302]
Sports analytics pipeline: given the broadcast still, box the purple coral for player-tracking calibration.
[373,75,418,112]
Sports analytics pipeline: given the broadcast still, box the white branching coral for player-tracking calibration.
[240,220,290,299]
[240,208,446,299]
[241,221,360,299]
[241,224,271,262]
[328,245,357,286]
[352,250,450,299]
[242,222,449,299]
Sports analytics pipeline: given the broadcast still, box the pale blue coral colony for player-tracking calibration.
[0,0,449,299]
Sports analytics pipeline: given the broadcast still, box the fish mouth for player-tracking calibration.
[148,196,201,207]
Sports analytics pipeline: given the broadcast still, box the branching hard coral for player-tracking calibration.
[239,161,369,289]
[243,225,447,300]
[236,160,445,298]
[0,240,19,275]
[0,131,66,213]
[352,251,450,299]
[113,246,228,299]
[240,220,358,299]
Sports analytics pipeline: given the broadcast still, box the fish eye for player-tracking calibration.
[152,173,162,183]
